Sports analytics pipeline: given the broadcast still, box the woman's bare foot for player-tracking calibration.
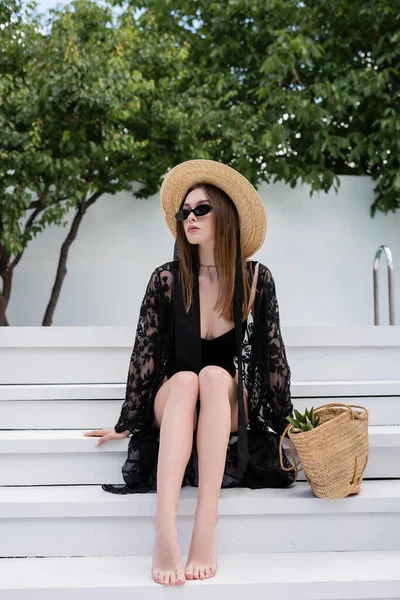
[185,511,218,580]
[152,519,186,586]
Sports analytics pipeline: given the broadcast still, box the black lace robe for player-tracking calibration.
[102,260,296,494]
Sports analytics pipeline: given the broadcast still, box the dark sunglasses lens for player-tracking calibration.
[194,205,211,216]
[174,209,188,221]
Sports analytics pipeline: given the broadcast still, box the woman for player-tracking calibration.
[84,159,296,587]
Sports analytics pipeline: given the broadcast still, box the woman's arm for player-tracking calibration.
[114,268,161,435]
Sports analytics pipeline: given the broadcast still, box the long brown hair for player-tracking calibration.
[176,183,252,322]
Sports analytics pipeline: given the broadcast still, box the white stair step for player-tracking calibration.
[0,551,399,600]
[2,381,400,400]
[1,481,400,557]
[1,396,399,429]
[1,326,400,385]
[1,382,400,428]
[2,426,397,451]
[0,427,398,485]
[2,381,400,399]
[2,480,400,518]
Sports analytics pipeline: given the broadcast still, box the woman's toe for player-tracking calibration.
[176,567,186,585]
[193,567,200,580]
[185,563,194,580]
[199,568,206,580]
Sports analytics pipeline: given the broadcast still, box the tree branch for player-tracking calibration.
[28,195,69,210]
[42,192,102,326]
[9,206,45,271]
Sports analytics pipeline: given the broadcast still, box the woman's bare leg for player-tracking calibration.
[185,366,233,580]
[151,371,199,587]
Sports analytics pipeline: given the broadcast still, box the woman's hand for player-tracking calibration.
[83,427,130,446]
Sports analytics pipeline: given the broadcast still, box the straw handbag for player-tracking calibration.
[278,403,369,499]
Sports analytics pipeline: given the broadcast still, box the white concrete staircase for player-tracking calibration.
[1,326,400,598]
[1,480,400,557]
[2,552,400,600]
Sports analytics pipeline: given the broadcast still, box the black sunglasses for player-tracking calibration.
[175,204,213,221]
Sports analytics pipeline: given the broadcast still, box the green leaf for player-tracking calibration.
[294,408,304,423]
[286,416,299,428]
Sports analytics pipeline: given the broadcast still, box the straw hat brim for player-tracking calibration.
[160,159,267,259]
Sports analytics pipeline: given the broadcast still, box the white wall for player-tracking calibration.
[6,175,400,326]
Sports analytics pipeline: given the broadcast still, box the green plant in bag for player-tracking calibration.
[286,408,321,433]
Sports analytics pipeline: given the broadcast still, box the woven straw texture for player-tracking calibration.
[160,159,267,259]
[279,403,369,499]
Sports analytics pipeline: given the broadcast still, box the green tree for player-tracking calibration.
[0,0,219,325]
[131,0,400,213]
[2,0,399,325]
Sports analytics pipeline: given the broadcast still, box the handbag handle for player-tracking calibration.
[279,423,303,475]
[313,403,369,421]
[278,403,369,475]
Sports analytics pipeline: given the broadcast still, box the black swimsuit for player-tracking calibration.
[200,320,247,378]
[166,320,247,379]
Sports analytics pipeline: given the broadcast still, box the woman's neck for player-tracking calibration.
[198,248,215,267]
[197,248,218,282]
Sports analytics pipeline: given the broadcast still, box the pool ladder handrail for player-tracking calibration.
[373,245,395,325]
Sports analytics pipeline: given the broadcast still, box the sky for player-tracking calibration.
[35,0,70,12]
[33,0,125,17]
[31,0,137,24]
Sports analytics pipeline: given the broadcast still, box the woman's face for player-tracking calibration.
[182,187,216,246]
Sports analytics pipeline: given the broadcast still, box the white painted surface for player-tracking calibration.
[2,480,400,517]
[0,427,396,485]
[6,175,400,327]
[2,511,399,557]
[0,329,399,600]
[1,552,400,600]
[0,426,395,452]
[1,508,400,557]
[0,480,400,519]
[1,482,400,557]
[1,326,399,385]
[1,380,400,399]
[2,324,400,347]
[1,395,399,428]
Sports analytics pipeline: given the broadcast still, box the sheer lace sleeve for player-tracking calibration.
[114,268,161,435]
[265,268,293,435]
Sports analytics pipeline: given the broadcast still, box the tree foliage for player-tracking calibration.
[131,0,400,215]
[0,0,399,325]
[0,0,219,324]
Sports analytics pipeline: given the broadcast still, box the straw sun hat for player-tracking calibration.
[160,159,267,259]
